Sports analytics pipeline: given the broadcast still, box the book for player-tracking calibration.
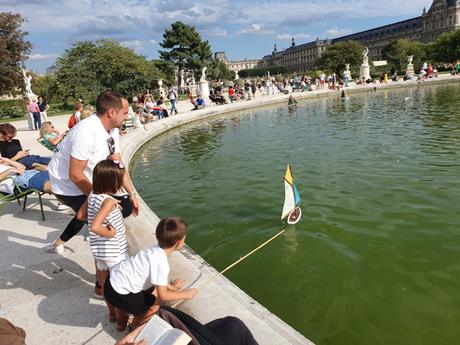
[135,315,192,345]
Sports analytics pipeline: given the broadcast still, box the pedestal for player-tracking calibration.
[25,92,38,102]
[360,64,370,81]
[198,80,210,99]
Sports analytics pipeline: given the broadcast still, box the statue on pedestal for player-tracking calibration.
[406,55,415,78]
[360,47,371,82]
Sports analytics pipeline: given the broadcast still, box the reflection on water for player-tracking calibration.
[132,82,460,345]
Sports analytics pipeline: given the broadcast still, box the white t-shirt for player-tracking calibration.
[0,164,15,194]
[48,115,120,196]
[110,245,169,295]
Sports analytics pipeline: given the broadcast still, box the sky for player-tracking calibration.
[2,0,434,73]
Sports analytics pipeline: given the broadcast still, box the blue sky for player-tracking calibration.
[2,0,434,73]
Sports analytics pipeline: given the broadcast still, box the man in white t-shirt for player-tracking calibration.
[44,91,139,255]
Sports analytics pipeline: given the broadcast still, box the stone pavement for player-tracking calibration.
[1,75,459,344]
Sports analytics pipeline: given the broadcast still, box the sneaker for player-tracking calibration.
[94,281,103,299]
[57,202,70,211]
[43,241,64,254]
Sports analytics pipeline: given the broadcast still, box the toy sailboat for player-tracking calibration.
[281,164,302,225]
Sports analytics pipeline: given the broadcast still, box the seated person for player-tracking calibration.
[104,217,197,331]
[193,97,205,110]
[156,100,169,118]
[144,96,157,115]
[228,86,236,102]
[116,306,260,345]
[0,157,51,194]
[39,121,65,151]
[0,123,50,169]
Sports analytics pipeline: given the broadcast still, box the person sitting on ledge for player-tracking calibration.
[192,97,205,110]
[0,123,50,169]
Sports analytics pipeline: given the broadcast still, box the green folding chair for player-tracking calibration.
[0,176,46,221]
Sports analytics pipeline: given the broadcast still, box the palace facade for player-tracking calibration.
[214,52,260,72]
[258,0,460,73]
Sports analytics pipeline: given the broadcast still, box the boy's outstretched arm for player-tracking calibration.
[156,285,197,302]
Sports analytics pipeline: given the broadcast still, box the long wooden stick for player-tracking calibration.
[172,228,286,308]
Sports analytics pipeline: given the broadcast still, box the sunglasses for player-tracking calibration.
[107,137,115,155]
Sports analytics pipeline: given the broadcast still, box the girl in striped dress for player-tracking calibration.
[87,159,129,329]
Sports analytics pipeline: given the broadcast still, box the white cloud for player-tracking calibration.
[276,33,312,41]
[236,24,274,35]
[120,39,156,53]
[322,27,354,38]
[202,27,228,37]
[28,53,59,61]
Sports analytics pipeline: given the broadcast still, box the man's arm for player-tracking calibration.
[69,156,92,195]
[110,153,139,216]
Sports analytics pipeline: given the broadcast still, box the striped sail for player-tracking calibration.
[281,164,301,220]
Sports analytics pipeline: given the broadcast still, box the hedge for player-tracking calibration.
[0,99,26,119]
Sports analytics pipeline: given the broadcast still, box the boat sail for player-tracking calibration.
[281,164,302,224]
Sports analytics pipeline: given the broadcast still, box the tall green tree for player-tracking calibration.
[207,59,234,81]
[54,40,163,103]
[381,39,427,72]
[159,21,212,88]
[0,12,32,96]
[430,30,460,63]
[317,40,365,75]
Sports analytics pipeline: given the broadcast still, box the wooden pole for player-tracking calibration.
[172,228,286,308]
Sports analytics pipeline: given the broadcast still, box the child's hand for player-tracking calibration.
[185,288,197,299]
[168,279,184,291]
[105,224,116,238]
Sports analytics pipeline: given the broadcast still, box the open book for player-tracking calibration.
[135,315,192,345]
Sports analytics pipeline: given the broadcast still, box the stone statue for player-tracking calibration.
[360,48,371,81]
[362,47,369,66]
[158,79,165,99]
[22,68,33,96]
[407,55,414,64]
[200,67,207,82]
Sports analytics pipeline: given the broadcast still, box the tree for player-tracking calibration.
[159,21,212,88]
[381,39,427,72]
[430,29,460,63]
[317,40,365,75]
[207,59,234,81]
[54,40,164,103]
[0,12,32,96]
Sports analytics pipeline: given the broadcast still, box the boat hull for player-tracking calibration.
[287,207,302,225]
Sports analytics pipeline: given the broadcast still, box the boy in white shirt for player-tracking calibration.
[104,217,197,331]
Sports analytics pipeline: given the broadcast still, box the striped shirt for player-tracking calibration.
[87,193,128,262]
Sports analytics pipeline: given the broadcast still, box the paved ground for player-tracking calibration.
[1,75,459,344]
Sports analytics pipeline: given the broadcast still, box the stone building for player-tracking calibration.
[214,52,260,72]
[259,0,460,73]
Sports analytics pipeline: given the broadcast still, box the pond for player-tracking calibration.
[131,82,460,345]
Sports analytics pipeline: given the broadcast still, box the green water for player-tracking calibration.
[131,83,460,345]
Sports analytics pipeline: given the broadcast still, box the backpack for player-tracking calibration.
[68,113,76,129]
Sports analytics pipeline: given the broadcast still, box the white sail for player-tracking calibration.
[281,180,295,220]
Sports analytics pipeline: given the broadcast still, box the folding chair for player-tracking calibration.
[0,176,46,221]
